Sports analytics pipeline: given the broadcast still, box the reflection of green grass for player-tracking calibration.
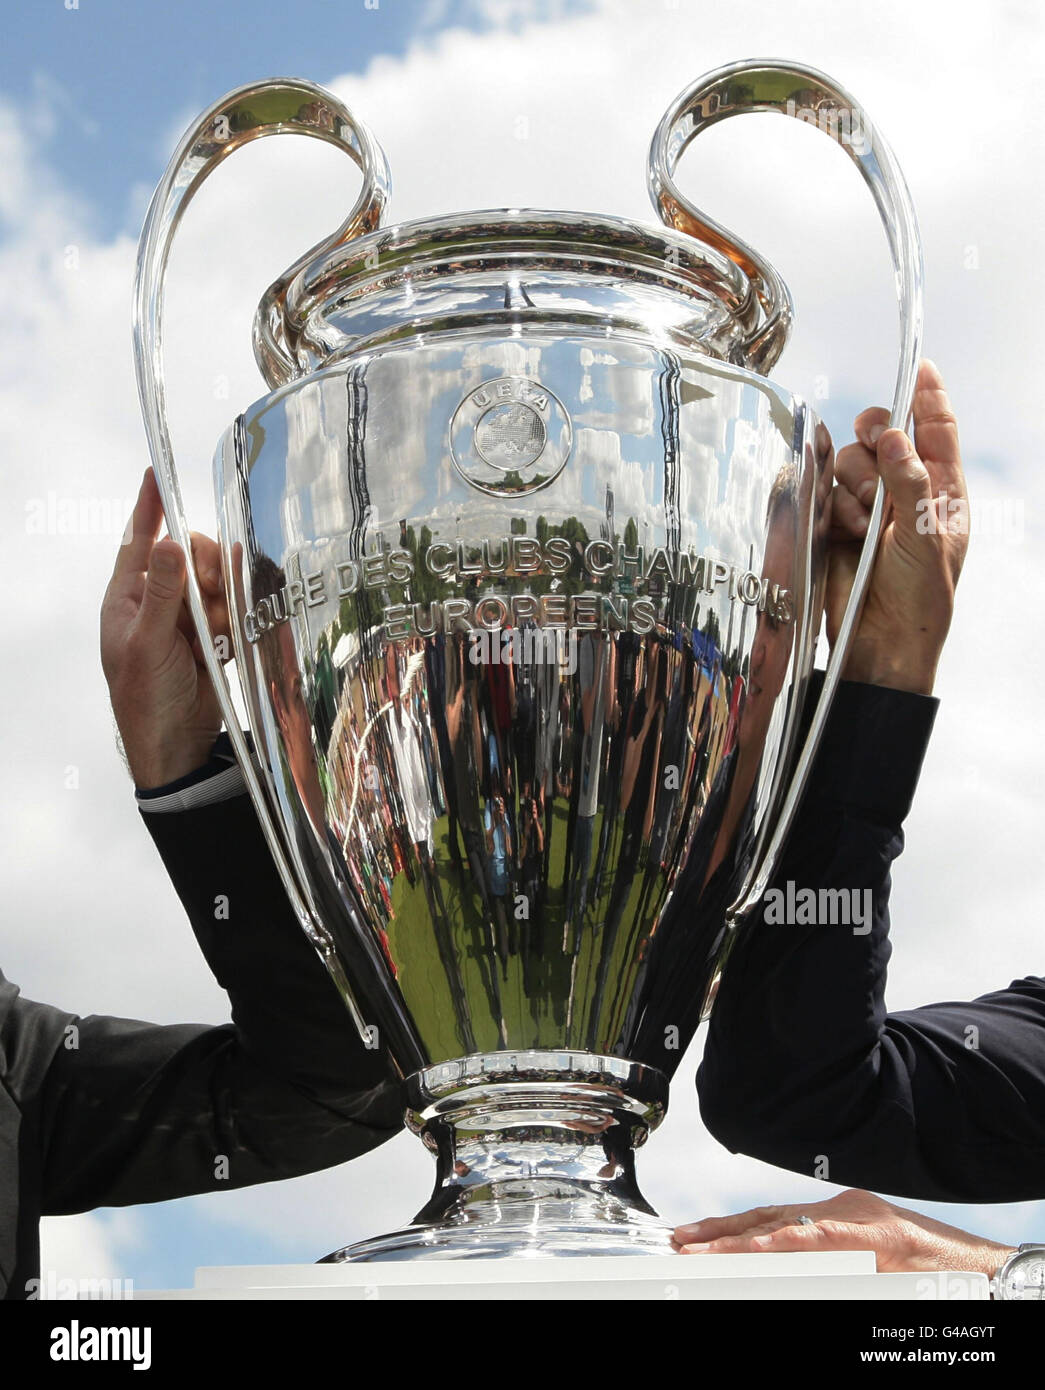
[383,799,663,1062]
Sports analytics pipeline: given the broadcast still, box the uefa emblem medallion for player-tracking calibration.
[450,376,572,495]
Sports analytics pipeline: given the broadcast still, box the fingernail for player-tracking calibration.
[680,1242,712,1253]
[868,424,884,445]
[675,1222,708,1237]
[752,1234,774,1248]
[202,568,220,589]
[879,430,910,463]
[858,479,877,506]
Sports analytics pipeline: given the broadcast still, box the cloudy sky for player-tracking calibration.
[3,0,1044,1291]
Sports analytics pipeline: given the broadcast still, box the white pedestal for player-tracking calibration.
[134,1253,989,1300]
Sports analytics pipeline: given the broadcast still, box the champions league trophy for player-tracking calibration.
[134,60,922,1261]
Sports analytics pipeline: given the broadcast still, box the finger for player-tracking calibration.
[853,406,890,454]
[911,358,964,499]
[191,592,233,666]
[681,1218,854,1255]
[121,572,146,609]
[875,428,934,540]
[836,440,881,508]
[203,589,232,644]
[192,636,234,668]
[829,483,871,541]
[189,532,223,595]
[679,1218,810,1254]
[674,1204,788,1244]
[745,1219,874,1254]
[679,1236,771,1253]
[112,469,164,584]
[135,538,187,654]
[175,594,222,661]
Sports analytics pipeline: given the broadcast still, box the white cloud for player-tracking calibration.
[3,0,1044,1281]
[37,1209,144,1297]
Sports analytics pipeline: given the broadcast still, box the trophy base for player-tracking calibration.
[322,1050,674,1262]
[325,1211,675,1262]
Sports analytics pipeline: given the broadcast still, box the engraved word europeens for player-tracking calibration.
[242,536,794,644]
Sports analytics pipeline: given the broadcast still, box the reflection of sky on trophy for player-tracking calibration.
[240,337,786,592]
[2,0,1043,1289]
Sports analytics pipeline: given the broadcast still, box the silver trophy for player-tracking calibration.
[134,60,922,1260]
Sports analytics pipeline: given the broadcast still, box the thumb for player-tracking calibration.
[136,539,187,652]
[875,427,934,539]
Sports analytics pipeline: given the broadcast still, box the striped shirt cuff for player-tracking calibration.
[135,733,250,814]
[136,761,248,813]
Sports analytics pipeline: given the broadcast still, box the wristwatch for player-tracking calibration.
[993,1245,1045,1300]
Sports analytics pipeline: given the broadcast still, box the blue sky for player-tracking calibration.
[4,0,1045,1295]
[0,0,592,239]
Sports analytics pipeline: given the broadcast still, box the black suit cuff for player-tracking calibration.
[805,670,938,826]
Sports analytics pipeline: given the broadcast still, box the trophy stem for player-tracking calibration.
[323,1051,674,1261]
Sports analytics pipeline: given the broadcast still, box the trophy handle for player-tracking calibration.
[132,81,390,1037]
[648,60,924,925]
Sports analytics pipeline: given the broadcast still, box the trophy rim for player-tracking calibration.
[265,207,776,383]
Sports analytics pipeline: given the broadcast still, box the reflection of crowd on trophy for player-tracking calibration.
[247,466,801,1057]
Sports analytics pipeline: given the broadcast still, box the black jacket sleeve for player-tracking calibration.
[33,791,402,1215]
[697,675,1045,1204]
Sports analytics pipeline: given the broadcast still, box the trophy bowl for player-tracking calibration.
[134,60,922,1260]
